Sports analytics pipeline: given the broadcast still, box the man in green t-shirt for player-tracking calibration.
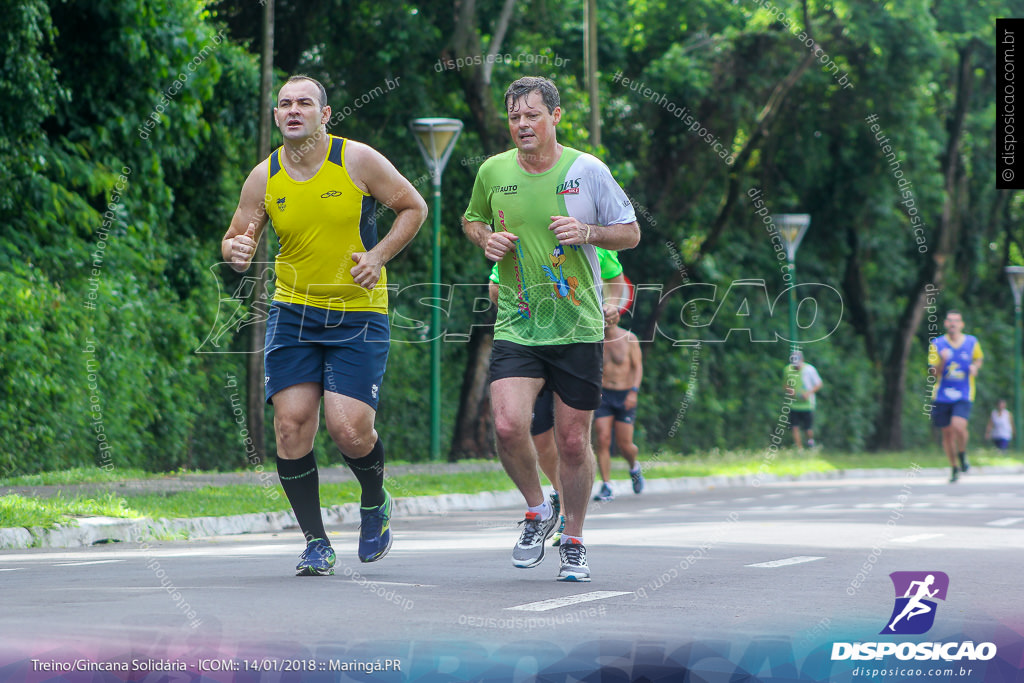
[488,248,630,545]
[463,76,640,582]
[784,351,823,448]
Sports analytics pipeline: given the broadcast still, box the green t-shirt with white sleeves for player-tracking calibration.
[465,147,636,345]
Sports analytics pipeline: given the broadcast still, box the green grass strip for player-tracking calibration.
[1,449,1020,529]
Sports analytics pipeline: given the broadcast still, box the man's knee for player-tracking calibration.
[274,413,318,457]
[494,413,530,445]
[557,430,591,463]
[326,410,375,455]
[328,426,373,456]
[276,411,315,439]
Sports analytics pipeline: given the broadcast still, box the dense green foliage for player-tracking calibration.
[1,0,260,475]
[1,0,1019,476]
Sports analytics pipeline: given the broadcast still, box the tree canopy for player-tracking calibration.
[1,0,1018,475]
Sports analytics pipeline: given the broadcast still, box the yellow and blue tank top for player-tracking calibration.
[265,135,386,313]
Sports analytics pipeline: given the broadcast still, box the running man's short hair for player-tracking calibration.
[284,74,328,109]
[505,76,559,114]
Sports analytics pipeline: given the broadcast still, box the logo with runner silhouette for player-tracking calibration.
[881,571,949,635]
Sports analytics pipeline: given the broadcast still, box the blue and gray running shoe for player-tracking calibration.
[358,490,393,563]
[631,467,645,494]
[552,514,567,547]
[296,538,336,577]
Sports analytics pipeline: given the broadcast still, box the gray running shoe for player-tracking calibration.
[556,538,591,582]
[512,510,558,568]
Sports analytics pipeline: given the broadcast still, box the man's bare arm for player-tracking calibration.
[548,217,640,251]
[346,141,428,288]
[463,216,519,262]
[221,163,271,272]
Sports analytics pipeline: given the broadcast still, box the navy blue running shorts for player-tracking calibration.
[930,400,971,428]
[594,388,636,424]
[264,301,389,409]
[531,388,555,435]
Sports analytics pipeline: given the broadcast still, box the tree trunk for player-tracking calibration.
[246,0,275,464]
[872,46,974,450]
[449,312,497,461]
[446,0,516,459]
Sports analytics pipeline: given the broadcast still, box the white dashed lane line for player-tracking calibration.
[52,560,125,566]
[890,533,945,543]
[986,517,1024,527]
[745,556,825,568]
[506,591,633,612]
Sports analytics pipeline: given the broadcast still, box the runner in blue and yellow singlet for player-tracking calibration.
[928,310,984,482]
[463,76,640,582]
[222,75,427,575]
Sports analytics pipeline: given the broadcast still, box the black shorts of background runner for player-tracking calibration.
[531,388,555,435]
[789,410,814,431]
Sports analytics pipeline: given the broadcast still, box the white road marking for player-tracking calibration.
[53,560,124,566]
[0,568,22,572]
[890,533,944,543]
[986,517,1024,527]
[746,556,825,568]
[506,591,633,612]
[344,580,436,588]
[808,504,840,510]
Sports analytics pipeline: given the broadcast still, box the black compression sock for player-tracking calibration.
[343,438,386,508]
[277,450,328,543]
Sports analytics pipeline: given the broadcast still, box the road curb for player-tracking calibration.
[1,466,1020,550]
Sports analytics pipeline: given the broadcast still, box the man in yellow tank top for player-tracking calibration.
[221,75,427,576]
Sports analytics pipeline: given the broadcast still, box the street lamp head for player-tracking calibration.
[1006,266,1024,308]
[772,213,811,262]
[410,118,464,181]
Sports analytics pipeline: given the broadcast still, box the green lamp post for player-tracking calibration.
[773,213,811,355]
[410,118,463,461]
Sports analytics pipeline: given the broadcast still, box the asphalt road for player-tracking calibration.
[1,470,1022,681]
